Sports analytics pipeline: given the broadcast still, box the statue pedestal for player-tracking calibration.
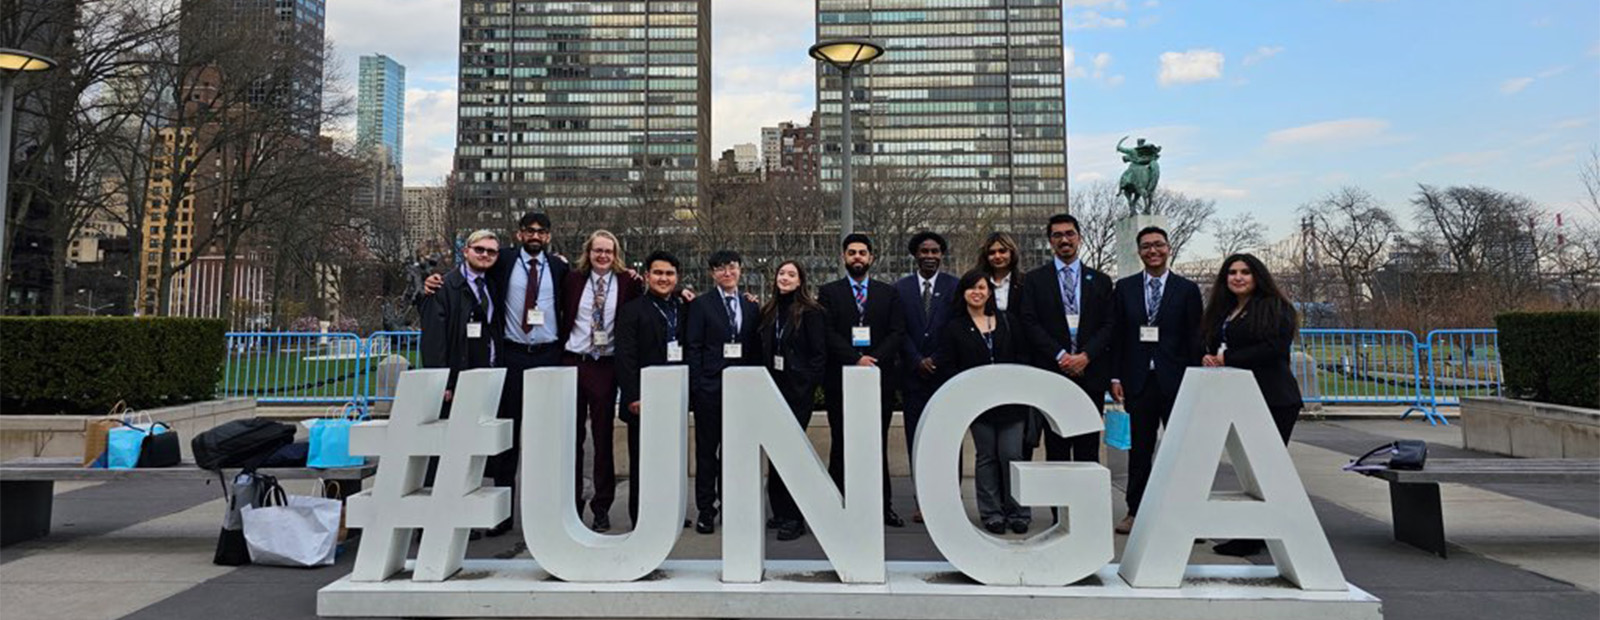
[1114,214,1169,280]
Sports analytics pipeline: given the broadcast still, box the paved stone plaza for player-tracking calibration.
[1,416,1596,620]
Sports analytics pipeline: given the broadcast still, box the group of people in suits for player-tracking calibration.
[418,210,1305,556]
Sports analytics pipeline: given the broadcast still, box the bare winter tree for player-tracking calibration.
[1300,187,1400,326]
[1211,212,1267,258]
[1145,188,1216,264]
[852,166,953,278]
[1410,184,1547,312]
[1068,180,1122,274]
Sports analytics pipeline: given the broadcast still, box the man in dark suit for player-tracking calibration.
[613,250,689,527]
[684,250,761,534]
[893,231,958,523]
[1109,226,1203,535]
[559,230,641,533]
[817,233,907,527]
[1020,213,1115,464]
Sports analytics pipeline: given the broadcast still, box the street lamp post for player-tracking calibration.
[809,39,883,237]
[0,48,58,273]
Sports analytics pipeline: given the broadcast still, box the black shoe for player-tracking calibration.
[468,529,486,541]
[884,508,905,528]
[592,514,611,533]
[486,519,513,538]
[776,519,807,541]
[695,512,716,534]
[1213,539,1266,557]
[1008,519,1030,534]
[767,516,782,530]
[684,519,693,528]
[983,520,1007,534]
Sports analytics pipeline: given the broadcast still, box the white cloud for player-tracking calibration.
[1064,47,1089,79]
[1093,52,1113,75]
[324,0,458,73]
[1166,180,1249,200]
[1074,172,1105,183]
[1158,49,1225,86]
[1067,10,1129,30]
[403,88,458,183]
[1242,46,1284,66]
[1500,77,1535,94]
[1265,118,1391,147]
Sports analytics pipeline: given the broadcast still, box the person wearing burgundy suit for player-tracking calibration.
[558,230,641,533]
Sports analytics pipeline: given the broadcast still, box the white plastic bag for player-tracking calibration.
[240,480,341,567]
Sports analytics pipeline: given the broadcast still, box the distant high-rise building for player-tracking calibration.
[815,0,1068,231]
[732,143,761,174]
[763,113,821,186]
[453,0,712,227]
[402,186,448,255]
[358,54,406,170]
[761,125,785,173]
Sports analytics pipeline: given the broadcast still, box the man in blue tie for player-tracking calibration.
[892,231,958,524]
[685,250,762,534]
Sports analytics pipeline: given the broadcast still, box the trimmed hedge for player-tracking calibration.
[1,317,228,415]
[1495,311,1600,409]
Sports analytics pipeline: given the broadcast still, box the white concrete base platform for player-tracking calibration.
[317,560,1382,620]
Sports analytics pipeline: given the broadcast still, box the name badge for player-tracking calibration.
[527,309,547,327]
[724,343,743,359]
[467,322,483,339]
[667,342,683,362]
[1140,326,1160,343]
[774,355,786,371]
[852,326,872,347]
[593,331,611,347]
[1066,314,1081,330]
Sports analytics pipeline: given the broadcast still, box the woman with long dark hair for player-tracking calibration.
[759,260,828,541]
[972,231,1024,316]
[1200,253,1300,557]
[934,270,1031,534]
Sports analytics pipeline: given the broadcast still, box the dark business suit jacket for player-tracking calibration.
[934,312,1027,425]
[614,294,688,422]
[686,291,762,398]
[488,246,570,339]
[418,269,497,389]
[1204,298,1302,409]
[990,273,1026,323]
[558,269,643,346]
[894,272,959,371]
[817,277,905,373]
[1110,271,1204,397]
[1020,259,1115,397]
[761,304,828,414]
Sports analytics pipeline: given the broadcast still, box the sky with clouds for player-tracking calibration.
[324,0,1600,250]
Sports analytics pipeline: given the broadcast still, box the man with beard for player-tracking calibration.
[892,231,957,524]
[817,233,907,527]
[1020,213,1114,467]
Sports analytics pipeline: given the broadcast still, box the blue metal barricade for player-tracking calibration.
[365,331,422,402]
[1293,329,1427,408]
[218,332,372,405]
[1420,328,1503,410]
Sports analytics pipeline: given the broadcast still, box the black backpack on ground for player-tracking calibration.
[191,418,296,471]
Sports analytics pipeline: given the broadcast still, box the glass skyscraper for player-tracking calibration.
[815,0,1068,232]
[454,0,712,225]
[358,54,406,169]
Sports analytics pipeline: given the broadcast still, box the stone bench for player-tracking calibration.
[1361,457,1600,557]
[0,457,376,547]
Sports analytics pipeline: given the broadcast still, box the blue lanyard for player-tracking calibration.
[653,298,679,342]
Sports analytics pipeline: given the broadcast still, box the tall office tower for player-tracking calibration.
[815,0,1068,233]
[358,54,407,170]
[761,124,787,173]
[454,0,712,228]
[182,0,328,134]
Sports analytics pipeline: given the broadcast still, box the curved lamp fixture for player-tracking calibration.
[0,48,58,73]
[808,39,884,73]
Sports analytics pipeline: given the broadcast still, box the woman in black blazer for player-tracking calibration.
[759,260,828,542]
[934,271,1031,535]
[1199,252,1301,557]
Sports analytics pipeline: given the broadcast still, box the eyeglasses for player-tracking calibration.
[521,227,550,236]
[590,247,615,256]
[1049,230,1079,240]
[712,264,740,274]
[468,246,499,256]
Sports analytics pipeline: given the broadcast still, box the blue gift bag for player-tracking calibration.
[1103,408,1132,451]
[308,404,366,469]
[107,422,166,469]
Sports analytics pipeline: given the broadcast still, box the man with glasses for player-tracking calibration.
[420,229,502,405]
[1108,226,1202,535]
[1020,214,1114,466]
[684,250,761,534]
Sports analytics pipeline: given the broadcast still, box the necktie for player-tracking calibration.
[522,257,542,331]
[473,276,489,317]
[921,280,933,320]
[591,274,608,353]
[1146,278,1163,324]
[853,283,867,317]
[1059,266,1077,315]
[724,295,739,337]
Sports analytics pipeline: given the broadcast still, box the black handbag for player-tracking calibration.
[1344,440,1428,472]
[137,422,181,468]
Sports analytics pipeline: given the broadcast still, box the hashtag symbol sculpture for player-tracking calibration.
[346,368,512,582]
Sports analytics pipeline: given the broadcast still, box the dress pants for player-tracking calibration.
[568,354,619,517]
[624,416,642,526]
[1045,376,1104,463]
[691,391,723,516]
[1124,370,1176,517]
[767,386,814,523]
[1270,405,1300,444]
[899,371,937,482]
[490,342,562,493]
[824,368,895,510]
[971,414,1028,523]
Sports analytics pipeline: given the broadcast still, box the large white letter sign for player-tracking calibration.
[721,367,885,584]
[915,364,1112,586]
[1119,368,1346,590]
[347,368,512,582]
[522,366,688,582]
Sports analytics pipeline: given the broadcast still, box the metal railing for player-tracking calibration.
[220,328,1501,422]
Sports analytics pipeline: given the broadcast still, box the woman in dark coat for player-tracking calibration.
[759,260,828,542]
[935,271,1031,535]
[1200,252,1301,557]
